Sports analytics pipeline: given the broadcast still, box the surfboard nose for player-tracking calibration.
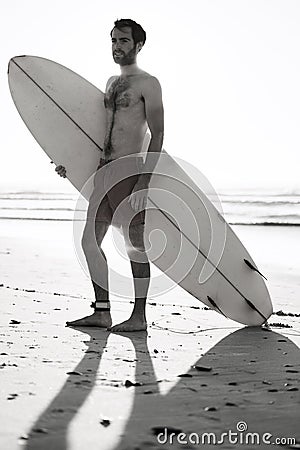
[7,58,13,74]
[8,55,28,74]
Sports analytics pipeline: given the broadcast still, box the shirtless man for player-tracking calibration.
[56,19,164,331]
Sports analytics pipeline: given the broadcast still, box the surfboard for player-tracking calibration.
[8,55,273,326]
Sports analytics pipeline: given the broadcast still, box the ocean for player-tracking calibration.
[0,189,300,225]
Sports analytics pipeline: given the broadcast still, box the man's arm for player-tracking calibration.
[138,76,164,186]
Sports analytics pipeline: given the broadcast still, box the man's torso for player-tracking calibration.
[103,72,152,159]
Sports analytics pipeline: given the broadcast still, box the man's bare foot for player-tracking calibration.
[109,316,147,332]
[66,311,112,328]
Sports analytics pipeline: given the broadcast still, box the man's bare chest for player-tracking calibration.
[104,77,143,111]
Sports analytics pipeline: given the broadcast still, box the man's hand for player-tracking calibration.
[129,180,149,212]
[55,165,67,178]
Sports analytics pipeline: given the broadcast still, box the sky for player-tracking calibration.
[2,0,300,192]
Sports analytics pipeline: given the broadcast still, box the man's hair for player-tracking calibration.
[111,19,146,47]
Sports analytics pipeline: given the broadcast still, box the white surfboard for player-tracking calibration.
[8,55,273,325]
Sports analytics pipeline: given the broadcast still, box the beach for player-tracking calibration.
[3,0,300,446]
[1,212,300,449]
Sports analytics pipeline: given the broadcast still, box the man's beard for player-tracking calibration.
[113,46,137,66]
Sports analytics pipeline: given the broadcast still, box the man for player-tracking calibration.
[56,19,164,331]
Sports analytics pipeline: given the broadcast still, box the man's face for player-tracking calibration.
[111,27,139,66]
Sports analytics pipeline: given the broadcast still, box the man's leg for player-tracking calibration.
[66,221,112,327]
[109,222,150,332]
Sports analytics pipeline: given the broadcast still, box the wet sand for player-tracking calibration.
[0,220,299,449]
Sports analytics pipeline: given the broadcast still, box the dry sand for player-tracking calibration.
[0,220,299,449]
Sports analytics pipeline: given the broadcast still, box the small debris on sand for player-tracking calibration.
[193,365,212,372]
[124,380,143,387]
[100,419,111,427]
[204,406,218,412]
[32,428,48,434]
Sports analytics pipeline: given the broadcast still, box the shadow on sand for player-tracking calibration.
[24,327,300,450]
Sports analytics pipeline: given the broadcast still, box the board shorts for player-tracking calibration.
[87,155,146,227]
